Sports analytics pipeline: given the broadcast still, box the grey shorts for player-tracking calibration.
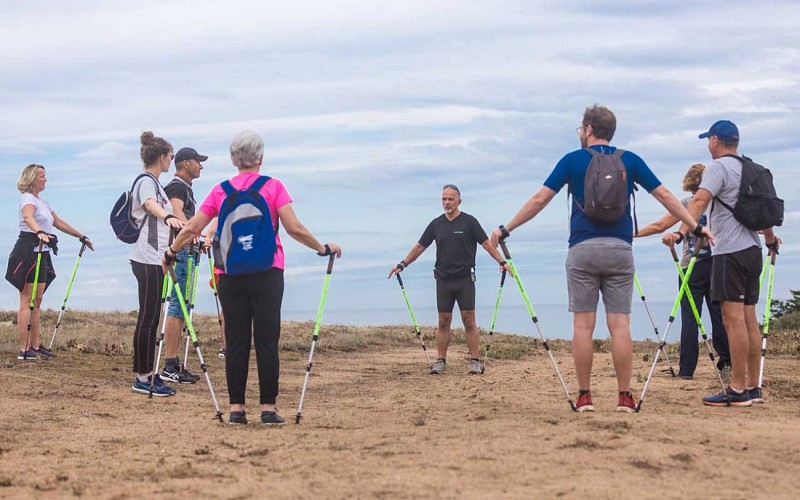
[566,237,634,313]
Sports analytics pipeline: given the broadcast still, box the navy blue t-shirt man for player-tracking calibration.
[490,105,712,413]
[388,185,511,376]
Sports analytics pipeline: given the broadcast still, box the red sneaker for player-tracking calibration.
[576,391,594,412]
[616,391,637,413]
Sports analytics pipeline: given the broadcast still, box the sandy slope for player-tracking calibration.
[1,341,799,499]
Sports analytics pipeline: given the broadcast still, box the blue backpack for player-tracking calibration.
[110,173,159,244]
[212,175,277,275]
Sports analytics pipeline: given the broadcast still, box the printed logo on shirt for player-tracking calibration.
[454,231,464,234]
[238,234,254,251]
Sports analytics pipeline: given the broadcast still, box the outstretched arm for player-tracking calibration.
[654,186,714,247]
[388,243,426,278]
[636,212,679,238]
[277,203,342,257]
[480,239,513,276]
[489,186,557,246]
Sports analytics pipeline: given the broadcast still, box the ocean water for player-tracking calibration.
[282,300,684,342]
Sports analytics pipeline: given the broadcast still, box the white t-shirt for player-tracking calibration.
[129,173,172,265]
[19,193,54,252]
[699,156,761,256]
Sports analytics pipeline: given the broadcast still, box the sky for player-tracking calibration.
[1,0,798,339]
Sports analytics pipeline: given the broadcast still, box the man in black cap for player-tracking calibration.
[161,147,207,384]
[663,120,781,407]
[388,184,510,375]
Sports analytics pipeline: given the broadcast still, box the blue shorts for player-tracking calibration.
[167,248,196,318]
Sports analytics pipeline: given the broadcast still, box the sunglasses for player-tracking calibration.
[442,184,460,194]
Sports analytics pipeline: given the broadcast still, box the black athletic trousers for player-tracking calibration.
[130,261,165,374]
[218,268,284,405]
[678,258,730,377]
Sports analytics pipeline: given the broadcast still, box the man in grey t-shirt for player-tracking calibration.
[664,120,780,407]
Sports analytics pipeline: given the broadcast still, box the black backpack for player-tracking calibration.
[110,173,159,244]
[713,154,784,231]
[579,148,635,227]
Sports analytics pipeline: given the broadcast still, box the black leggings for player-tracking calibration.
[218,268,284,405]
[131,261,165,374]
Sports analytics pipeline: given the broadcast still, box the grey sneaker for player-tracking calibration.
[430,358,446,375]
[468,359,482,375]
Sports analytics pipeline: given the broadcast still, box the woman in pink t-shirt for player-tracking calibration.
[164,130,341,426]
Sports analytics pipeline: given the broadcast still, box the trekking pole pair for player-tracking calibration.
[637,238,709,412]
[758,248,778,389]
[633,274,677,377]
[669,246,725,388]
[22,241,45,360]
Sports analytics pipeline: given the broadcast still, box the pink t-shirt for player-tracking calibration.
[199,172,293,270]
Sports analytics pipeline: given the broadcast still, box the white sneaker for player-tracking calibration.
[468,359,482,375]
[430,359,446,374]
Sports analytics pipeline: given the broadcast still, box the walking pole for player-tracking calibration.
[636,239,705,412]
[150,231,175,397]
[758,252,770,292]
[23,241,45,360]
[149,271,172,397]
[758,249,777,390]
[166,266,223,422]
[206,249,225,355]
[480,270,507,374]
[395,274,432,368]
[181,245,201,373]
[669,247,725,390]
[48,241,88,350]
[296,254,336,425]
[499,239,576,412]
[633,274,676,377]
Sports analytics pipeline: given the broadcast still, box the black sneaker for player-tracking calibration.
[35,345,56,358]
[17,349,39,361]
[182,367,201,382]
[229,411,247,425]
[261,411,286,427]
[161,366,198,384]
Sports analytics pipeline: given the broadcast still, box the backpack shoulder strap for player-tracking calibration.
[220,180,235,196]
[249,175,271,193]
[613,148,625,157]
[131,172,153,191]
[584,147,600,157]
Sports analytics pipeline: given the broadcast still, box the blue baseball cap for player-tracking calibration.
[698,120,739,141]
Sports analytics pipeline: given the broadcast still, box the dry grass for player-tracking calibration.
[1,309,798,360]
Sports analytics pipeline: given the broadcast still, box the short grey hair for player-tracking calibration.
[230,130,264,168]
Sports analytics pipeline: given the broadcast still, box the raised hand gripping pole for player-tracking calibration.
[395,273,432,368]
[499,239,576,412]
[296,254,336,425]
[48,242,88,350]
[167,265,223,422]
[481,270,507,374]
[633,274,676,377]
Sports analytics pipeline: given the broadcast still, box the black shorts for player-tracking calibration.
[5,233,56,292]
[435,275,475,313]
[711,246,762,305]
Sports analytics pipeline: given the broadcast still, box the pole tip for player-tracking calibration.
[295,415,302,424]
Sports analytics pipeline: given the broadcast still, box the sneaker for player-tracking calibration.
[218,349,226,359]
[261,411,286,427]
[182,367,201,382]
[430,358,447,375]
[575,391,594,412]
[131,375,177,397]
[229,411,247,425]
[17,349,39,361]
[616,392,637,413]
[161,366,198,384]
[702,386,752,407]
[468,359,482,375]
[35,345,56,358]
[749,387,764,404]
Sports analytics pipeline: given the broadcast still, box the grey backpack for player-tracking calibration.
[580,148,632,226]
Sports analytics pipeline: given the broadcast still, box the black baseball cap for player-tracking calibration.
[174,147,208,164]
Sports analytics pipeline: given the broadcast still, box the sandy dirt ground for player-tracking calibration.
[1,335,799,499]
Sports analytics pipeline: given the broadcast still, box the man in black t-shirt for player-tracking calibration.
[388,185,510,375]
[161,147,206,384]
